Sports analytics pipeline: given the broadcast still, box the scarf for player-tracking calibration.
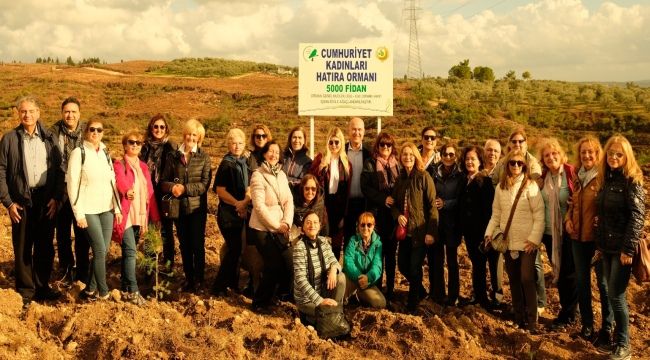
[304,236,327,294]
[56,121,83,169]
[263,160,282,176]
[126,158,149,233]
[223,153,248,199]
[577,166,598,188]
[375,155,399,191]
[143,139,166,184]
[544,169,564,284]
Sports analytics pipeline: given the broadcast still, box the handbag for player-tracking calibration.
[632,236,650,283]
[160,194,180,220]
[315,304,351,339]
[395,193,409,241]
[487,179,527,253]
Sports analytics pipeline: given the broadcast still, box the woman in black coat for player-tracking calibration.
[282,126,312,197]
[594,135,645,358]
[361,132,400,300]
[458,145,496,308]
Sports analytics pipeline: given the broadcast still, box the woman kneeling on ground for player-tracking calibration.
[343,212,386,309]
[293,211,345,324]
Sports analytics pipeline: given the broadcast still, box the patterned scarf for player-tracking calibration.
[375,155,399,191]
[577,166,597,188]
[143,139,166,184]
[544,169,564,284]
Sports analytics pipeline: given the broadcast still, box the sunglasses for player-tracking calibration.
[254,133,267,140]
[510,139,525,144]
[360,223,374,228]
[379,142,392,148]
[328,139,340,146]
[607,150,624,159]
[88,126,103,133]
[303,186,317,192]
[442,152,456,158]
[508,160,525,167]
[152,124,166,130]
[423,134,437,141]
[127,139,142,146]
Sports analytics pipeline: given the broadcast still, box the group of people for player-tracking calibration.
[0,95,645,359]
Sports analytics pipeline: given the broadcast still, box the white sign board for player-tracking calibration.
[298,43,393,116]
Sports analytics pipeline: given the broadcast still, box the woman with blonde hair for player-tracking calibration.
[565,135,611,342]
[485,150,545,333]
[309,127,351,258]
[594,135,645,359]
[391,142,438,312]
[537,137,578,331]
[160,119,211,292]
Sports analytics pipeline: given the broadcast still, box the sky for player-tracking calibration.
[0,0,648,82]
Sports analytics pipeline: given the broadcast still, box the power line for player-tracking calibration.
[404,0,423,79]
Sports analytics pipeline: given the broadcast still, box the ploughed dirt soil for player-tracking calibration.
[0,62,649,359]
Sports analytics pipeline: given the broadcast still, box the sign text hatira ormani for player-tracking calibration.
[316,48,377,82]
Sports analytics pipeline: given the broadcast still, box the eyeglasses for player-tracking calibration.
[607,150,624,159]
[88,126,103,133]
[510,139,526,144]
[127,139,142,146]
[442,152,456,158]
[423,134,437,141]
[379,142,392,148]
[328,139,340,146]
[360,223,374,228]
[153,124,166,130]
[303,186,317,192]
[254,133,267,140]
[508,160,525,167]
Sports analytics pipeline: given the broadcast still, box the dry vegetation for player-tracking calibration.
[0,61,649,360]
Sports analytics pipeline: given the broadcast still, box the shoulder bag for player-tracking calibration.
[489,180,527,253]
[632,236,650,283]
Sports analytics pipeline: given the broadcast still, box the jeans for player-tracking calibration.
[85,211,114,296]
[572,240,613,330]
[398,237,427,308]
[601,252,632,347]
[175,211,207,284]
[535,251,547,307]
[121,226,141,293]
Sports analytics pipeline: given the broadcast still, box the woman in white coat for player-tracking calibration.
[485,150,544,333]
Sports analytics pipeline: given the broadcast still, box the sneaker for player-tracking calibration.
[128,292,147,306]
[609,345,631,360]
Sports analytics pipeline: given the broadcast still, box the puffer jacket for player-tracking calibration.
[430,162,464,246]
[566,175,600,242]
[485,175,545,251]
[391,169,438,247]
[249,162,294,232]
[343,232,383,287]
[160,148,211,215]
[595,169,645,256]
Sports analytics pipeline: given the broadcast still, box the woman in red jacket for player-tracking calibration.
[113,130,160,305]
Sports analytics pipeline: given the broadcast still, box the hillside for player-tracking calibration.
[0,62,649,360]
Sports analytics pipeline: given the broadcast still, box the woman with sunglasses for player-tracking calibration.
[485,150,544,333]
[113,131,160,305]
[140,114,177,274]
[458,145,496,309]
[343,212,386,309]
[418,126,441,173]
[67,120,122,300]
[537,138,578,331]
[294,174,329,237]
[248,124,273,175]
[282,126,312,197]
[392,142,438,313]
[160,119,211,293]
[492,128,542,187]
[428,142,464,306]
[361,132,400,301]
[594,135,645,360]
[565,136,612,344]
[309,127,351,259]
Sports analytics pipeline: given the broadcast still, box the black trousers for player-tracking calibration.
[397,237,427,307]
[175,210,207,284]
[56,197,90,280]
[251,228,292,307]
[160,217,176,267]
[344,197,366,241]
[542,234,578,320]
[465,233,504,303]
[11,188,56,300]
[428,232,460,303]
[212,223,244,291]
[375,207,396,297]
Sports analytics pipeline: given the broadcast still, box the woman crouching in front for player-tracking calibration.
[293,211,345,324]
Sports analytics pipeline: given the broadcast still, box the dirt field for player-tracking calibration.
[0,62,648,360]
